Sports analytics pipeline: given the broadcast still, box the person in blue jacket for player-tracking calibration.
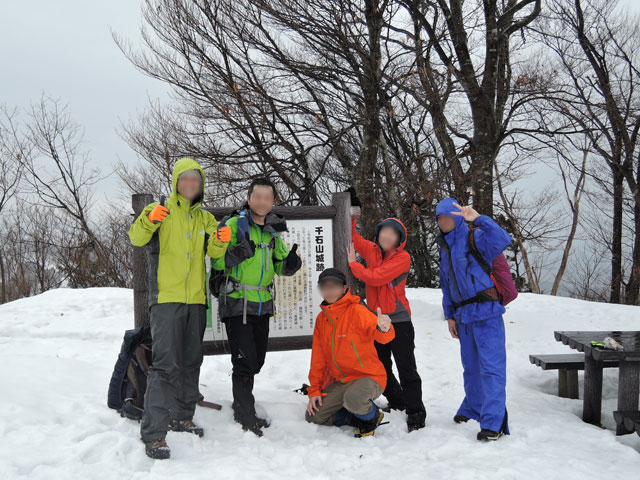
[436,198,512,441]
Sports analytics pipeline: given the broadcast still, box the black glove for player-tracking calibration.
[282,243,302,275]
[224,233,256,269]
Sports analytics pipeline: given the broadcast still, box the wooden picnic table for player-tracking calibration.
[554,331,640,435]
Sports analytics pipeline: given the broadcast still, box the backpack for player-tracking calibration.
[107,326,153,421]
[467,228,518,306]
[107,326,223,418]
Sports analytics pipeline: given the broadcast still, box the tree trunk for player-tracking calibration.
[610,168,624,303]
[551,151,588,296]
[625,196,640,305]
[0,249,6,304]
[495,163,539,293]
[471,145,496,216]
[353,0,384,240]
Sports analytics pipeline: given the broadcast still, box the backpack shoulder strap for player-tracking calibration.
[467,228,493,276]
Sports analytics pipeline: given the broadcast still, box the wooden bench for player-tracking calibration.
[613,411,640,437]
[529,354,620,399]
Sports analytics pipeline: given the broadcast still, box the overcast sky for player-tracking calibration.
[1,0,168,207]
[2,0,640,209]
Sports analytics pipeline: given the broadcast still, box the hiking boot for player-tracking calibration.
[241,420,264,437]
[477,429,504,441]
[232,374,262,433]
[334,407,356,427]
[454,414,470,424]
[256,416,271,429]
[144,439,170,460]
[233,411,265,437]
[354,406,386,438]
[169,419,204,437]
[477,411,508,441]
[407,412,426,432]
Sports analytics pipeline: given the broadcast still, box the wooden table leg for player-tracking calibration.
[558,370,568,398]
[583,355,603,425]
[616,360,640,435]
[559,369,579,399]
[567,370,579,399]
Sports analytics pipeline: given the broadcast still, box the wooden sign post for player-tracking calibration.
[131,193,153,329]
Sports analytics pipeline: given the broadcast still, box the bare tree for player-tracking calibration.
[541,0,640,304]
[398,0,543,215]
[0,105,27,303]
[19,96,128,288]
[114,0,455,244]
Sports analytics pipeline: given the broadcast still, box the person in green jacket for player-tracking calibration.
[212,178,302,436]
[129,157,231,460]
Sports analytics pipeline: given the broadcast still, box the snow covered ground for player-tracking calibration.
[0,287,639,479]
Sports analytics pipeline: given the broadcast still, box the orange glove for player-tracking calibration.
[148,204,170,224]
[216,225,231,243]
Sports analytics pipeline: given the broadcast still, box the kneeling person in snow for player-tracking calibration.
[436,199,511,442]
[305,268,395,438]
[129,158,231,459]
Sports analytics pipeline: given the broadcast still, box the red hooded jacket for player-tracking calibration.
[349,217,412,322]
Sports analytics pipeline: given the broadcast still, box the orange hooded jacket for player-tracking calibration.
[307,290,395,397]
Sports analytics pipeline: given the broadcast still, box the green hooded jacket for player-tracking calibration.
[212,207,300,319]
[129,157,228,306]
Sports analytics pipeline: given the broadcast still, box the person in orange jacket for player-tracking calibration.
[348,214,427,432]
[305,268,395,437]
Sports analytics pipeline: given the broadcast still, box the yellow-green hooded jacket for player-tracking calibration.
[129,158,228,306]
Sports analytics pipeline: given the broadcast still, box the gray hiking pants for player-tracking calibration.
[140,303,206,442]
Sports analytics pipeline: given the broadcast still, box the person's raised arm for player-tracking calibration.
[471,215,512,262]
[211,216,240,271]
[273,236,302,276]
[348,248,410,287]
[357,305,395,344]
[450,202,511,261]
[351,217,377,263]
[203,211,230,259]
[129,202,162,247]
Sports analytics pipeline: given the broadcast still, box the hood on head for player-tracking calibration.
[436,198,465,232]
[374,218,407,251]
[172,157,205,206]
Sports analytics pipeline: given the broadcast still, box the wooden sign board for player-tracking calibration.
[131,192,353,356]
[203,217,333,354]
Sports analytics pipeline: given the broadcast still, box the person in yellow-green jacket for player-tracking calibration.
[129,157,231,460]
[211,178,302,436]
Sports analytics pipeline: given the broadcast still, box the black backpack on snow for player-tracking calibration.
[107,326,153,421]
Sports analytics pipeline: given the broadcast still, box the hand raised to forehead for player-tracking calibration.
[450,202,480,222]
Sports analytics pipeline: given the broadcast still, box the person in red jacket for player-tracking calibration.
[348,215,426,432]
[305,268,395,438]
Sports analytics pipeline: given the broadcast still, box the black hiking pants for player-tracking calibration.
[375,321,426,419]
[223,314,270,425]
